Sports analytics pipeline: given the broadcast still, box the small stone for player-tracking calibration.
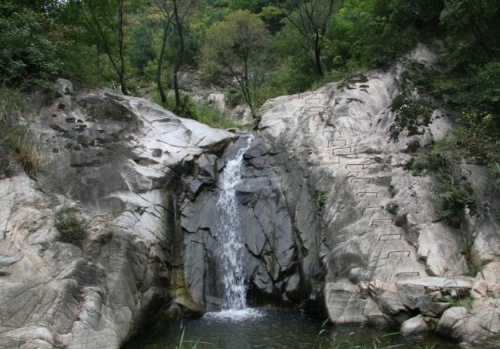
[401,315,429,335]
[429,290,442,301]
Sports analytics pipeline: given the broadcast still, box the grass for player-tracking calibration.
[0,86,41,178]
[316,332,406,349]
[175,324,213,349]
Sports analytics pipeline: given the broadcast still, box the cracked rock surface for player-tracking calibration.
[253,45,500,344]
[0,80,234,349]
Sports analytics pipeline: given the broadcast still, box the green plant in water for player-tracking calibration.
[54,207,87,247]
[175,324,213,349]
[316,331,404,349]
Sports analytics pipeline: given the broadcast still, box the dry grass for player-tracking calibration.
[0,87,41,178]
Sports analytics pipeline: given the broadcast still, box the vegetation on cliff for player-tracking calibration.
[0,0,498,181]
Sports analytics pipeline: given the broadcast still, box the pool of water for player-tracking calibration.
[124,308,461,349]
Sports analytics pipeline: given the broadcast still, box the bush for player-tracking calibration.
[0,2,62,86]
[150,90,242,129]
[55,208,87,246]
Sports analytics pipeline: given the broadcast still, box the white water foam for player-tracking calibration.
[203,308,263,322]
[215,135,254,310]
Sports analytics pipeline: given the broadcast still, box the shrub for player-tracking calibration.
[316,191,328,215]
[54,208,87,246]
[150,90,242,130]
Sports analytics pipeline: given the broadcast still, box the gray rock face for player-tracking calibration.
[255,44,500,344]
[0,80,234,348]
[2,42,500,349]
[180,134,322,309]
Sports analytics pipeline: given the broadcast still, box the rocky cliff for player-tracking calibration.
[254,44,500,345]
[0,81,234,348]
[1,44,499,348]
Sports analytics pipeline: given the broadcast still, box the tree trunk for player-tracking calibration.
[314,32,323,77]
[118,0,128,95]
[157,25,170,104]
[173,0,184,110]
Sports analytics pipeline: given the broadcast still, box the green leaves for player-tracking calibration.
[0,1,62,85]
[201,10,271,118]
[55,207,88,247]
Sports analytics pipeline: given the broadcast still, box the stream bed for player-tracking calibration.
[124,308,458,349]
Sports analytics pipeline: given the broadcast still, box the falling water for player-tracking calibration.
[215,135,254,311]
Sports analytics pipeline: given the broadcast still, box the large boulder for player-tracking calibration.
[0,80,234,349]
[256,44,500,344]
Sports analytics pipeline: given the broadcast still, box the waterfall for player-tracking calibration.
[216,135,254,310]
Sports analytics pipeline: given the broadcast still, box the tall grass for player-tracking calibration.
[175,324,213,349]
[0,87,40,178]
[315,331,439,349]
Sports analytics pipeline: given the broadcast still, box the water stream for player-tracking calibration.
[124,135,469,348]
[215,134,254,311]
[124,308,459,349]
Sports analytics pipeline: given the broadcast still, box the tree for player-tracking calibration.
[201,10,271,121]
[275,0,334,77]
[152,0,198,110]
[76,0,131,95]
[129,23,156,74]
[441,0,500,61]
[0,1,63,85]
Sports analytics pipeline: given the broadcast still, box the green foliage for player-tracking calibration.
[229,0,267,13]
[0,1,62,86]
[440,0,500,64]
[184,98,242,129]
[96,231,114,246]
[201,9,271,118]
[55,207,88,246]
[129,23,156,73]
[458,118,500,183]
[389,63,436,140]
[316,191,328,215]
[330,0,437,71]
[0,0,498,139]
[386,203,399,215]
[150,90,241,129]
[267,28,319,94]
[410,139,476,227]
